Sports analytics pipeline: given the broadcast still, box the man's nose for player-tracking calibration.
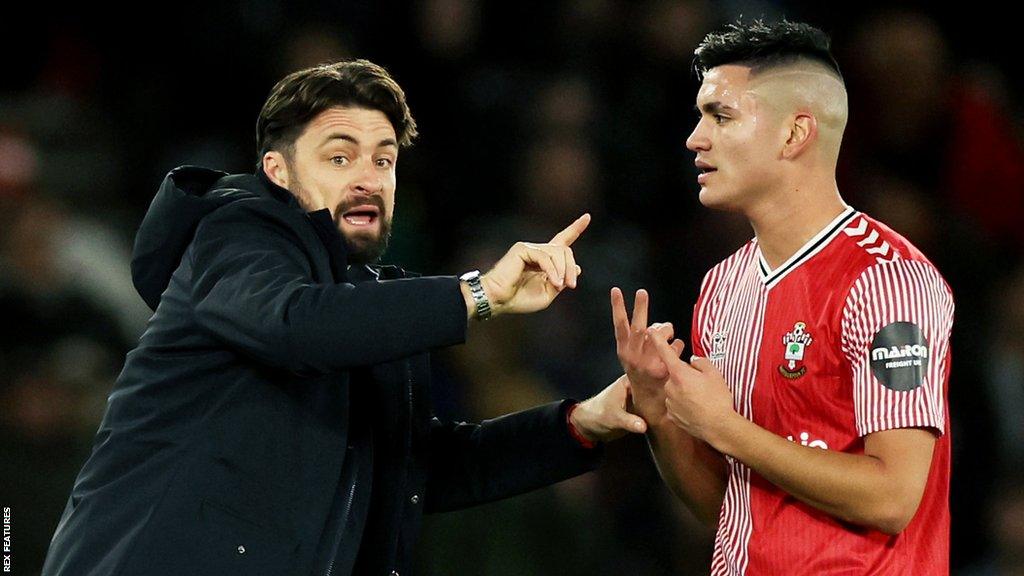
[686,121,710,152]
[351,158,383,194]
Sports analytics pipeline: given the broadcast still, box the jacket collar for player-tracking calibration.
[255,163,303,209]
[254,164,406,282]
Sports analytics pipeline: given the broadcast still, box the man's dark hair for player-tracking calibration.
[693,19,842,82]
[256,59,418,158]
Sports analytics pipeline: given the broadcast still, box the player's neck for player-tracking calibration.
[748,180,846,271]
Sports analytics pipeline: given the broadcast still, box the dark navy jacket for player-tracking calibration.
[41,166,602,576]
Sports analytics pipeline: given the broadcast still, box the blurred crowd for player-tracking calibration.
[2,1,1022,574]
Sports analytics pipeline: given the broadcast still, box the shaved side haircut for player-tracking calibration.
[693,19,843,83]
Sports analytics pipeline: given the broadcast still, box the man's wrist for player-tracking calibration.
[459,281,476,320]
[459,270,493,320]
[566,402,598,448]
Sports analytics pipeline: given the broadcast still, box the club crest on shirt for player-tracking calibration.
[710,331,727,360]
[779,321,813,379]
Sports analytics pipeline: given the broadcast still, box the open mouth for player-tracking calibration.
[696,166,717,185]
[695,160,717,185]
[341,205,380,227]
[695,160,717,174]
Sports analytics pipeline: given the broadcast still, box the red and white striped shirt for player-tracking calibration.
[692,207,953,575]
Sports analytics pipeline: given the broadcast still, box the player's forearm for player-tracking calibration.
[647,420,728,526]
[707,415,919,534]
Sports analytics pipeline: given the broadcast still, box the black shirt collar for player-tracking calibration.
[255,164,302,209]
[254,165,382,284]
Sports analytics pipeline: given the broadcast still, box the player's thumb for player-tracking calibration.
[690,355,714,373]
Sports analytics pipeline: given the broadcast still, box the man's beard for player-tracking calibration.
[287,169,393,265]
[336,197,392,265]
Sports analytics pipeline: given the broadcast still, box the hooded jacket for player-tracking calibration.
[41,166,602,576]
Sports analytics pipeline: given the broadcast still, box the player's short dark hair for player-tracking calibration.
[256,59,418,158]
[693,19,843,82]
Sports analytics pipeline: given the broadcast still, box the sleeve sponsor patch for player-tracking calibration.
[869,321,929,392]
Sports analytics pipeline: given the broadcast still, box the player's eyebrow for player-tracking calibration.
[694,102,737,115]
[321,133,398,149]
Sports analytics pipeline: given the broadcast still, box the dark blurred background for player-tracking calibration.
[2,1,1022,574]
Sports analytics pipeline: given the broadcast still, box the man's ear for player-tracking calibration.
[262,151,290,189]
[781,113,817,160]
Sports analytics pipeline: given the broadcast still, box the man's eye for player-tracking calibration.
[376,158,393,168]
[714,114,728,124]
[331,156,349,166]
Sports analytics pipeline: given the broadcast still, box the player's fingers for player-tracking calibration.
[610,287,631,343]
[649,330,698,381]
[649,322,674,342]
[550,213,591,246]
[670,339,686,357]
[650,333,683,377]
[631,289,649,334]
[689,356,717,374]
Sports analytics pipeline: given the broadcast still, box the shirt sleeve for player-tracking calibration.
[840,258,954,437]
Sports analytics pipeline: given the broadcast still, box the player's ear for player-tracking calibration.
[781,113,817,160]
[262,150,290,189]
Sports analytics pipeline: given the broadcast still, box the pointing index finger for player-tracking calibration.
[550,213,591,246]
[650,330,699,382]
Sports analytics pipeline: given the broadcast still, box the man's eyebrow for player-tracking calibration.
[694,102,737,114]
[321,133,398,149]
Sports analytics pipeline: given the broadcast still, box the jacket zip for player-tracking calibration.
[385,361,416,571]
[325,448,359,576]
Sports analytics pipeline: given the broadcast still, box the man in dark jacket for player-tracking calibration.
[41,60,649,576]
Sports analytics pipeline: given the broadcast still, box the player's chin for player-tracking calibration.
[698,186,729,209]
[699,183,747,212]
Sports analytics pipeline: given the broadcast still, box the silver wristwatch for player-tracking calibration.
[459,269,492,320]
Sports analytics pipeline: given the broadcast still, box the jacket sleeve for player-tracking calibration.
[422,400,603,513]
[188,200,468,374]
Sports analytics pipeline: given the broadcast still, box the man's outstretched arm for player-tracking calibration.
[190,201,591,374]
[423,375,647,513]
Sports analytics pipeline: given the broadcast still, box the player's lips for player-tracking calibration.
[695,160,717,185]
[340,205,380,227]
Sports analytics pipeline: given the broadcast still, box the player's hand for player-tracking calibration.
[479,214,590,317]
[611,287,686,422]
[649,335,738,444]
[569,374,648,443]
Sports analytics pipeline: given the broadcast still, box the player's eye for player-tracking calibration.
[375,157,393,168]
[331,155,349,166]
[713,114,728,125]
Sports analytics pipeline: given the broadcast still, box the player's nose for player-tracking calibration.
[686,122,710,152]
